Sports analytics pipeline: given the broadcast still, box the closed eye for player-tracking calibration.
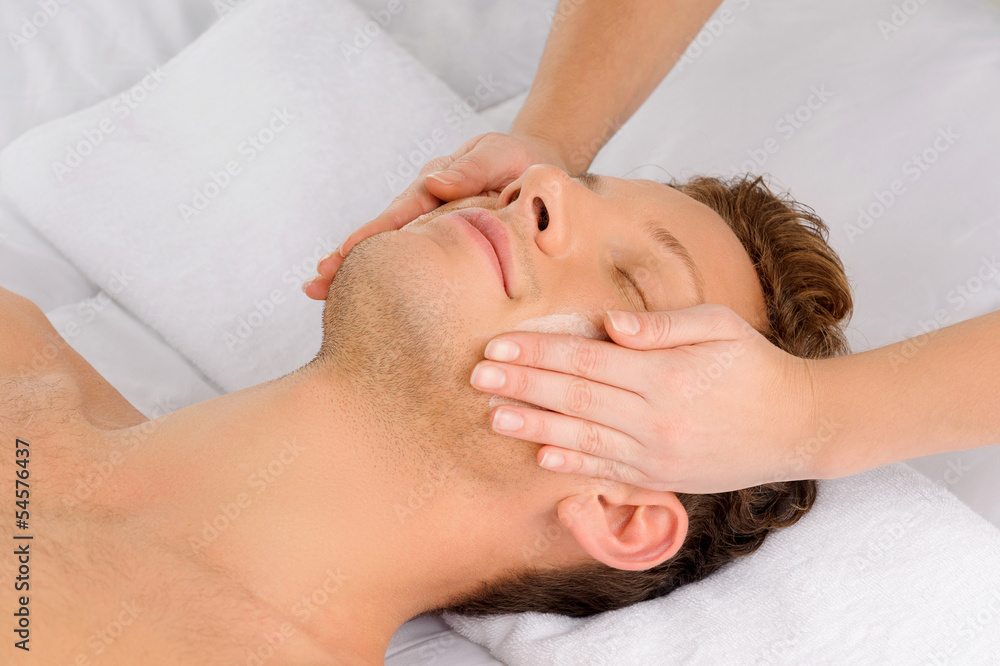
[614,264,648,311]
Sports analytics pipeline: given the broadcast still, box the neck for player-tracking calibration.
[101,362,544,662]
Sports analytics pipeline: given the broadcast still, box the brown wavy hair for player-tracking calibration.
[432,174,853,618]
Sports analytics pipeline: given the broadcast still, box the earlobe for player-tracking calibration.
[556,489,688,571]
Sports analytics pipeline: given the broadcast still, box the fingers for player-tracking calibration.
[301,251,342,300]
[470,357,647,437]
[340,186,441,259]
[537,445,652,487]
[303,177,446,300]
[317,249,343,279]
[604,305,750,350]
[424,131,550,202]
[487,404,647,483]
[424,149,518,202]
[481,332,653,394]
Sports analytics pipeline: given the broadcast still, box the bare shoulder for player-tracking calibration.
[0,287,146,429]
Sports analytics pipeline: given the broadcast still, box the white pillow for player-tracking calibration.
[0,0,220,151]
[0,0,491,392]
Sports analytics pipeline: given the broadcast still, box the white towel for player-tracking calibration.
[445,462,1000,664]
[0,0,492,392]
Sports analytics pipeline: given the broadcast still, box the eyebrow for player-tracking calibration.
[575,172,707,304]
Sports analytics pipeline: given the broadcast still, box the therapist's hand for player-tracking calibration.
[469,305,826,494]
[302,131,567,300]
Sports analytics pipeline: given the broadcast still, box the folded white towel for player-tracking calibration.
[445,462,1000,664]
[0,0,491,392]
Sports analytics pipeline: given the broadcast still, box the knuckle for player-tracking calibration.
[509,367,533,397]
[521,338,549,368]
[707,303,738,334]
[391,188,418,206]
[595,457,622,483]
[564,378,596,415]
[418,155,454,175]
[568,338,603,376]
[645,312,671,342]
[566,453,589,476]
[574,421,605,457]
[528,410,551,440]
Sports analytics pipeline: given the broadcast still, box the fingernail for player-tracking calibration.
[301,277,317,293]
[493,408,523,432]
[540,452,565,470]
[607,310,640,335]
[470,363,505,390]
[484,339,519,362]
[336,242,346,258]
[428,170,463,185]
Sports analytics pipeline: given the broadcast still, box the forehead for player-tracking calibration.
[614,177,766,329]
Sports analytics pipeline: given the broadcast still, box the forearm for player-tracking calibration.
[813,310,1000,479]
[510,0,723,173]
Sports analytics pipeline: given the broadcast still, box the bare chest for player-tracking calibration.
[0,377,332,665]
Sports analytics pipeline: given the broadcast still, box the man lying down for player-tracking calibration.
[0,165,851,665]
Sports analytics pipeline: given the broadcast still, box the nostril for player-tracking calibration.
[506,188,521,205]
[534,197,549,231]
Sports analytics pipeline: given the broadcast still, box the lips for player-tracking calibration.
[450,208,514,298]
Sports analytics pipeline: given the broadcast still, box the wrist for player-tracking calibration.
[507,124,575,172]
[805,354,866,481]
[778,355,829,481]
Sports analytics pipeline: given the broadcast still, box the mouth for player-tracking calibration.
[448,208,514,299]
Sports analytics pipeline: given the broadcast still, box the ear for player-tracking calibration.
[555,488,688,571]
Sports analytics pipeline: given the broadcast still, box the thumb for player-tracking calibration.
[604,304,746,349]
[424,152,502,200]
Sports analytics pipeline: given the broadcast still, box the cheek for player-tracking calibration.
[487,312,611,412]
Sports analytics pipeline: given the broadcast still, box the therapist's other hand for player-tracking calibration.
[302,131,567,300]
[470,304,824,494]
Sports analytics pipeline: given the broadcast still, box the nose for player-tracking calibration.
[498,164,579,257]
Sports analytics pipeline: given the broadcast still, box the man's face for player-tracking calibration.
[321,165,764,486]
[402,165,765,328]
